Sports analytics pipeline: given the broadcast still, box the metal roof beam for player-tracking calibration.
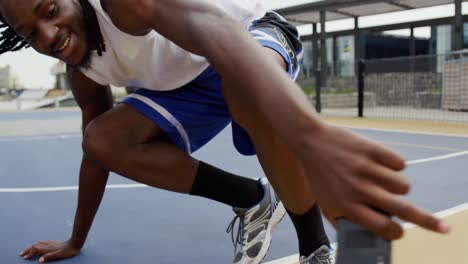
[330,9,359,18]
[276,0,388,15]
[300,15,468,40]
[285,17,318,24]
[385,1,415,10]
[276,0,463,25]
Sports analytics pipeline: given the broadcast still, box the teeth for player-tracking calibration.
[58,35,70,52]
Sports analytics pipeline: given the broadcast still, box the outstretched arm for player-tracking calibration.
[67,67,114,250]
[20,68,113,263]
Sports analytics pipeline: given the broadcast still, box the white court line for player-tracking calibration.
[0,133,81,142]
[2,124,468,142]
[1,152,467,193]
[379,141,466,152]
[340,125,468,139]
[0,184,147,193]
[406,151,468,165]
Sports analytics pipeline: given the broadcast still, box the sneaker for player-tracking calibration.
[226,177,286,264]
[299,245,334,264]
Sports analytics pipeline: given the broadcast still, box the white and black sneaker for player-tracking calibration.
[226,178,286,264]
[299,245,334,264]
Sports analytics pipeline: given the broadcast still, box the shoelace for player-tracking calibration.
[301,251,333,264]
[226,213,246,252]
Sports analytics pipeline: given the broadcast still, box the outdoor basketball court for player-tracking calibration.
[0,110,467,263]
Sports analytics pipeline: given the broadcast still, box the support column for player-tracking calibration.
[410,26,416,56]
[312,23,319,78]
[354,17,361,76]
[312,23,321,112]
[320,11,327,90]
[454,0,463,51]
[333,35,338,76]
[410,26,416,72]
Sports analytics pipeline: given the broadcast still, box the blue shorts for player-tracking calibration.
[121,12,303,155]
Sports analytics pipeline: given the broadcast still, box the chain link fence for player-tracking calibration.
[301,50,468,124]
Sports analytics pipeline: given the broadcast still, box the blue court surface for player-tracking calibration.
[1,111,467,264]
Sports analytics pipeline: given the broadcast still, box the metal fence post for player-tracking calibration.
[315,70,322,113]
[358,60,365,118]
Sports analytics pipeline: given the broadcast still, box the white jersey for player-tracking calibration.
[80,0,266,91]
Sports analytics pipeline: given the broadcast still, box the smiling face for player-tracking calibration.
[0,0,91,67]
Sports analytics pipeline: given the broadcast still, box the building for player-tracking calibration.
[0,65,12,88]
[276,0,468,79]
[50,60,69,90]
[301,33,431,77]
[275,0,468,119]
[0,64,23,93]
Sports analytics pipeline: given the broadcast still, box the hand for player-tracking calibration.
[20,240,80,263]
[304,124,450,240]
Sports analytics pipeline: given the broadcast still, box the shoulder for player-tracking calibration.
[66,66,103,92]
[100,0,157,36]
[67,66,93,84]
[66,65,112,109]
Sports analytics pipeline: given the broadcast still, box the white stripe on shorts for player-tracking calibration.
[127,93,192,153]
[250,29,285,49]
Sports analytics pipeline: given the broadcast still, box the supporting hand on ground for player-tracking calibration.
[20,240,80,263]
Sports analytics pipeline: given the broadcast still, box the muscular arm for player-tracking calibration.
[67,66,113,249]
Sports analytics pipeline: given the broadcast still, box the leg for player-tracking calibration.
[224,48,314,214]
[83,103,264,207]
[84,96,287,264]
[223,48,330,257]
[83,103,198,193]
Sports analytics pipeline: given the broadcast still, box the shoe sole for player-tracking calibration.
[251,202,286,264]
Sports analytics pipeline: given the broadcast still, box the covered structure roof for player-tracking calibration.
[276,0,467,24]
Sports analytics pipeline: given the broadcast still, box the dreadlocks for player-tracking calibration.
[79,0,105,56]
[0,0,105,56]
[0,14,29,54]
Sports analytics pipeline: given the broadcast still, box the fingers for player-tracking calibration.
[365,187,451,234]
[21,245,39,260]
[347,204,404,240]
[366,141,406,171]
[358,138,451,233]
[361,162,410,195]
[39,252,60,263]
[20,243,47,260]
[19,248,30,258]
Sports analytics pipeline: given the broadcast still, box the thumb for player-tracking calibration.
[39,252,60,263]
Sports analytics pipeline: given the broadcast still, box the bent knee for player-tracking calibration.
[82,119,118,162]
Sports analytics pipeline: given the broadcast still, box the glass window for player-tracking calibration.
[436,25,452,72]
[326,38,333,75]
[436,25,452,55]
[464,23,468,49]
[301,41,314,78]
[337,36,355,76]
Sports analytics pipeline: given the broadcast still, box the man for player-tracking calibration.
[0,0,449,264]
[1,1,332,263]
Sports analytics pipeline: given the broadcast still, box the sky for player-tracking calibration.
[0,0,467,89]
